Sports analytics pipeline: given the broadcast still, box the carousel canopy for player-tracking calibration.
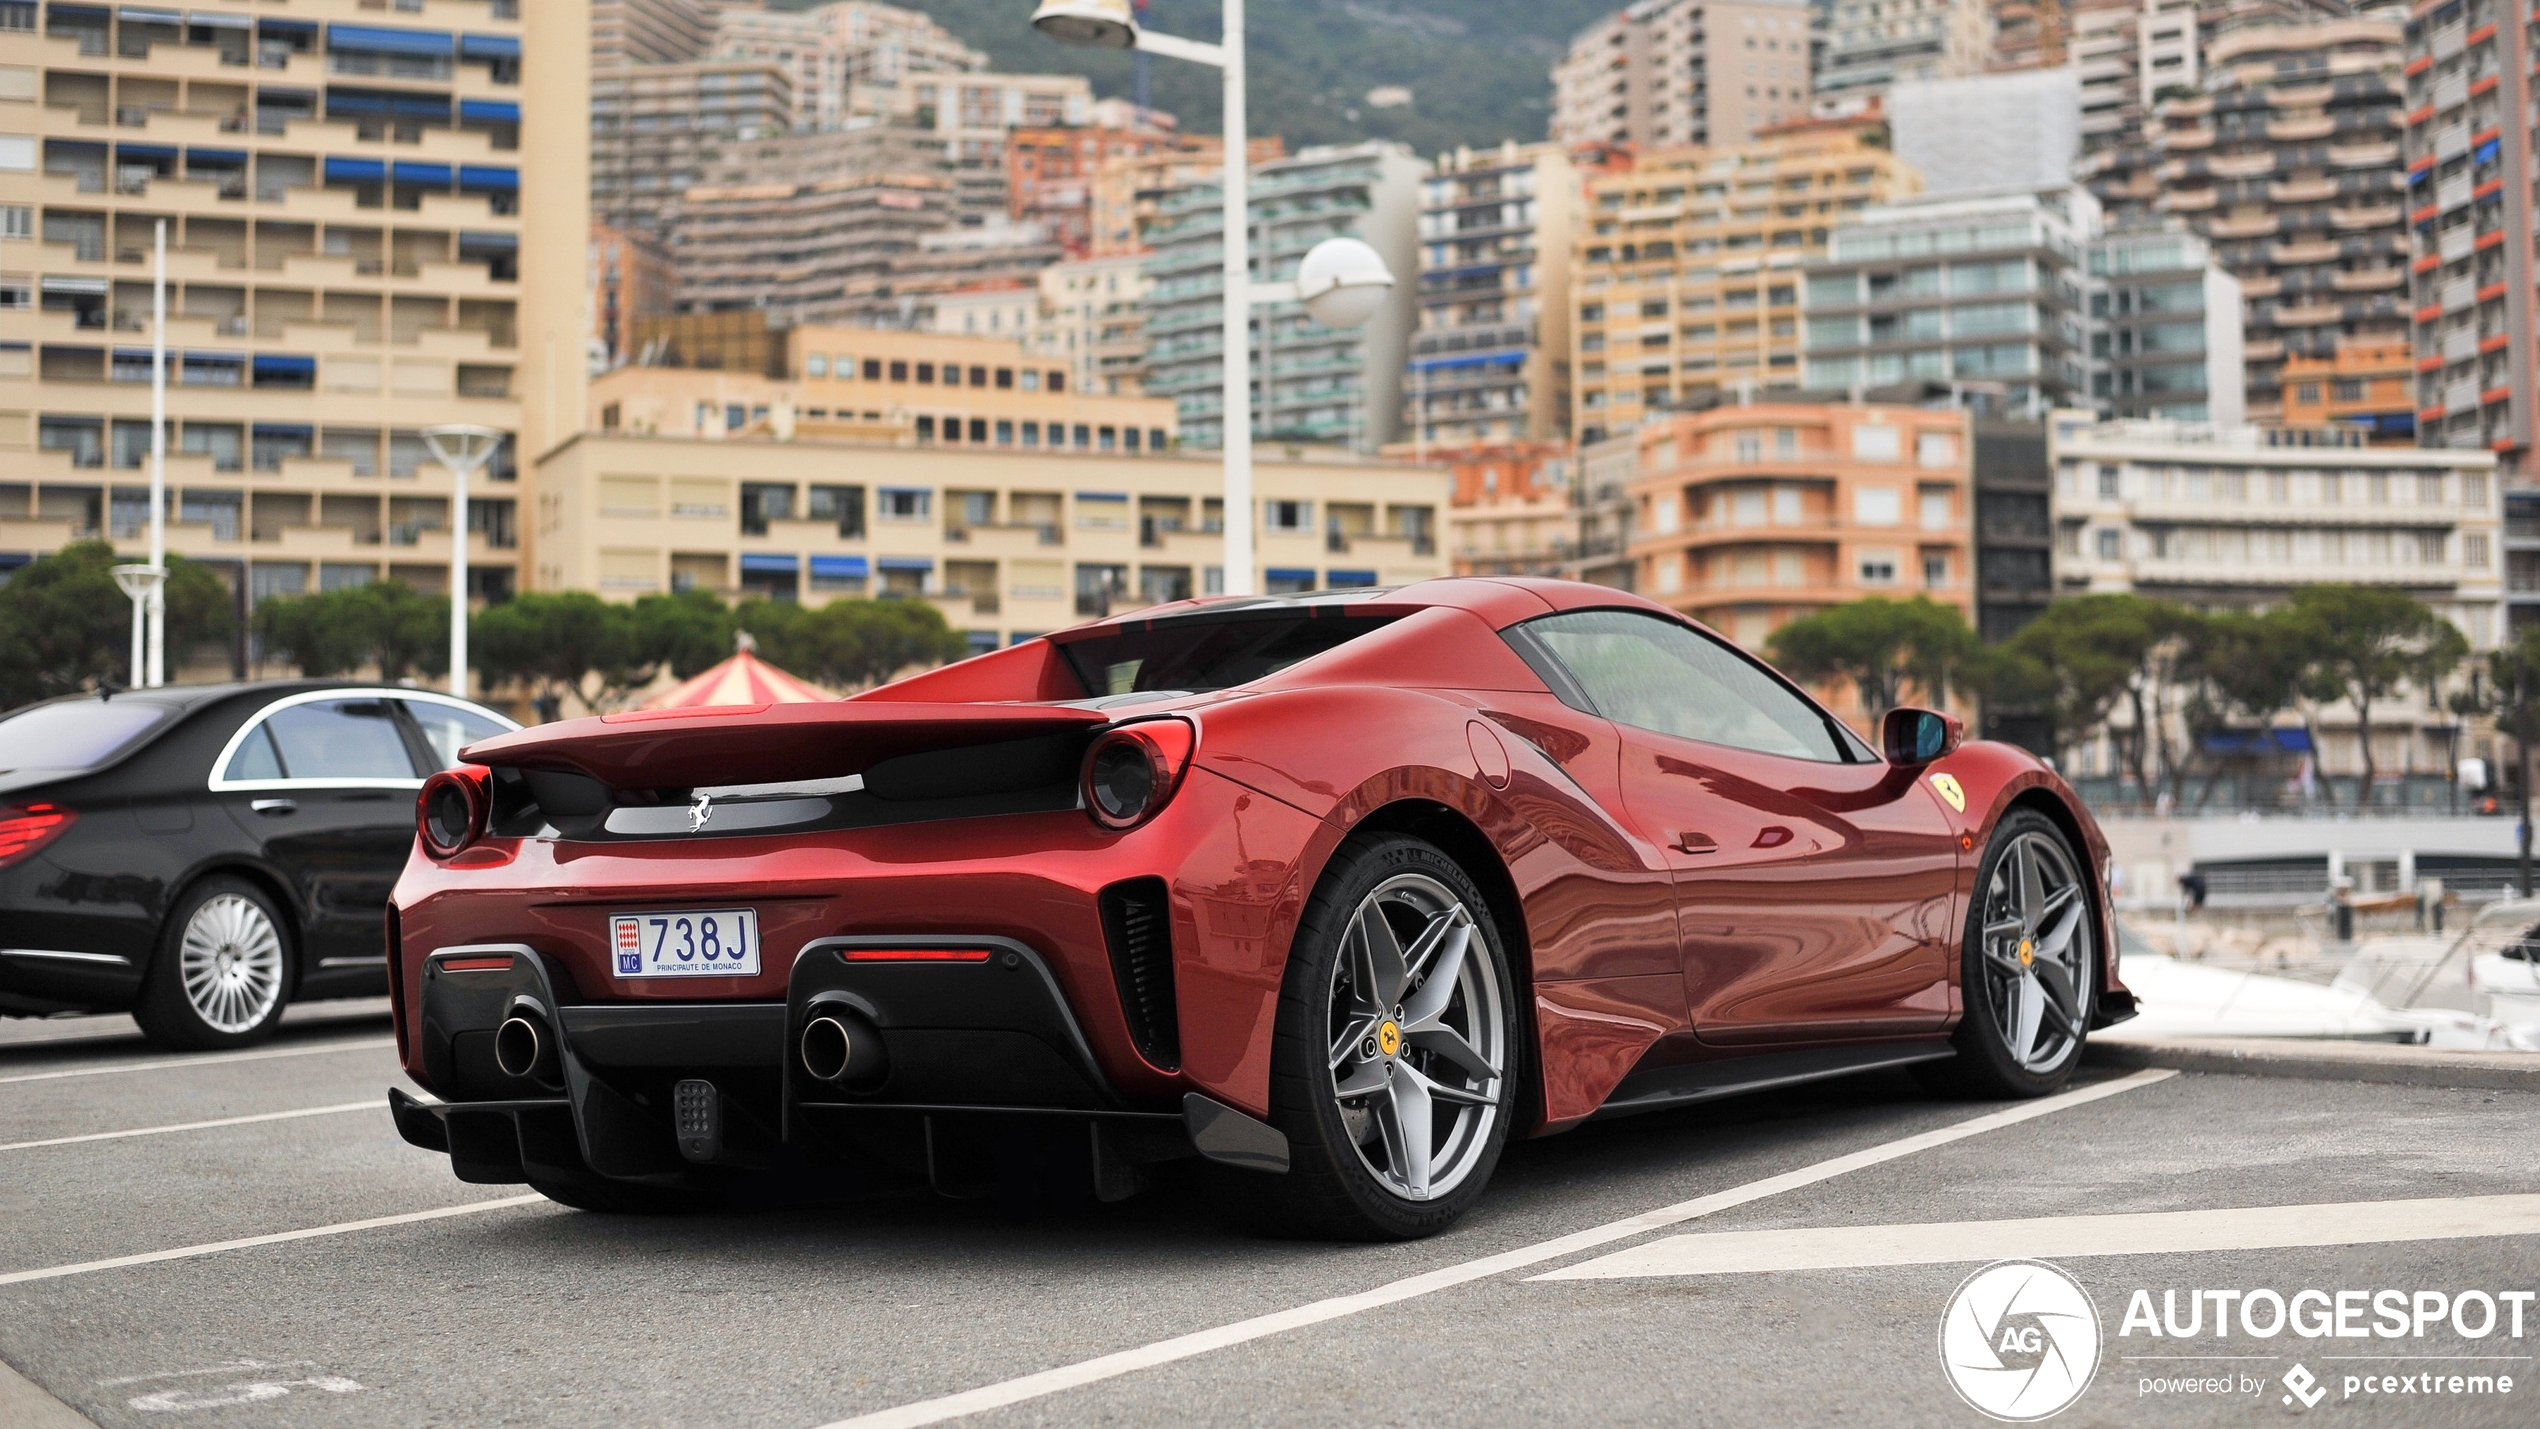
[641,647,831,709]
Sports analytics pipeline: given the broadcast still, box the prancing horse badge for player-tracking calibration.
[1928,772,1966,813]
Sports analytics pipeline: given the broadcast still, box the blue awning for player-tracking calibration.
[1265,567,1317,584]
[809,555,869,580]
[458,165,518,191]
[393,161,452,187]
[1411,349,1525,372]
[1326,569,1380,588]
[187,148,249,164]
[323,89,388,115]
[328,24,452,55]
[1074,491,1128,502]
[459,33,520,59]
[458,99,520,124]
[457,231,518,251]
[258,18,317,34]
[251,354,316,376]
[2474,139,2501,166]
[49,5,112,20]
[739,553,800,574]
[877,556,934,572]
[2202,728,2313,755]
[115,143,178,160]
[323,156,385,183]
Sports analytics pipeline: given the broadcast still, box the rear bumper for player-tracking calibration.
[394,939,1288,1193]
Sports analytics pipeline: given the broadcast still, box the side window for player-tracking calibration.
[1524,609,1847,762]
[260,699,422,781]
[222,723,285,781]
[399,700,512,770]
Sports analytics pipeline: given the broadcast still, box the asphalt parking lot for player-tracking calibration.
[4,1006,2537,1428]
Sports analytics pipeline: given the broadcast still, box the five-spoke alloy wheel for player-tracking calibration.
[1924,810,2095,1097]
[1239,834,1519,1240]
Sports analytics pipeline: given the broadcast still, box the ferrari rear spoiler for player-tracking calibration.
[457,702,1111,793]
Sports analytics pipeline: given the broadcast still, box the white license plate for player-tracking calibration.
[610,909,761,978]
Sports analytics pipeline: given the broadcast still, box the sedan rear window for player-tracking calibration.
[1059,615,1397,695]
[0,700,172,773]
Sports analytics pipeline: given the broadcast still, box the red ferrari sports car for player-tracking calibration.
[385,578,2131,1238]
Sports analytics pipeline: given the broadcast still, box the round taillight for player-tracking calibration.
[1081,718,1196,831]
[418,769,486,858]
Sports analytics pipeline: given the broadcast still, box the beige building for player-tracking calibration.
[1570,118,1920,445]
[590,326,1175,454]
[532,435,1449,647]
[589,57,792,233]
[931,251,1151,396]
[1429,442,1574,578]
[1412,142,1585,448]
[1551,0,1818,152]
[2,0,587,612]
[2050,414,2505,643]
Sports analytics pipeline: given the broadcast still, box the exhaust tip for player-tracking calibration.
[800,1009,886,1087]
[494,1013,559,1086]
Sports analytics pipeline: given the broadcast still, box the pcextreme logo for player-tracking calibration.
[1940,1259,2104,1421]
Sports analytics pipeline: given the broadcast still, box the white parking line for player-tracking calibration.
[810,1068,2178,1429]
[0,1100,381,1153]
[0,1037,395,1086]
[0,1195,547,1289]
[1531,1193,2540,1280]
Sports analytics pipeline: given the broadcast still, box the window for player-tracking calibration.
[2464,473,2489,509]
[2095,528,2121,559]
[877,487,930,521]
[399,699,511,769]
[1858,550,1899,584]
[1855,487,1901,526]
[1918,487,1951,530]
[806,354,827,378]
[233,699,419,783]
[1915,432,1958,468]
[1520,609,1845,762]
[2097,465,2120,499]
[1852,423,1899,462]
[1265,499,1312,533]
[1922,553,1948,588]
[2466,533,2490,569]
[0,699,170,771]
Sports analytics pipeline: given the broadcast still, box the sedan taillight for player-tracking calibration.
[417,768,488,859]
[0,803,76,869]
[1081,718,1197,831]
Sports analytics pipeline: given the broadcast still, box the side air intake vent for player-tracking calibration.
[1100,877,1179,1070]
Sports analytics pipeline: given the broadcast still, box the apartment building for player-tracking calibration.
[1570,121,1921,445]
[1970,415,2057,640]
[2278,335,2414,442]
[2,0,586,614]
[590,222,674,367]
[1143,141,1422,451]
[1567,431,1641,589]
[1409,142,1582,449]
[1993,0,2073,69]
[2049,414,2503,644]
[589,57,791,233]
[1548,0,1817,152]
[667,168,958,326]
[1888,69,2084,199]
[1818,0,1995,105]
[1625,401,1978,717]
[1085,136,1281,257]
[2403,0,2536,472]
[1005,122,1175,257]
[1800,187,2103,415]
[2072,0,2204,224]
[530,434,1447,644]
[707,1,988,136]
[923,251,1153,396]
[2150,17,2411,424]
[589,325,1173,457]
[1431,442,1573,577]
[2086,226,2247,423]
[904,71,1091,173]
[593,0,715,69]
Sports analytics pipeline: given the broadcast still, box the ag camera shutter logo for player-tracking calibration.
[1939,1259,2104,1421]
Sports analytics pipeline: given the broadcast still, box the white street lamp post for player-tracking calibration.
[147,218,168,686]
[420,425,506,696]
[1030,0,1393,599]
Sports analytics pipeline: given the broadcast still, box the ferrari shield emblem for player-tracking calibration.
[1929,772,1966,813]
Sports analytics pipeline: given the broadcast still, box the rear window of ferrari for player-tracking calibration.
[1059,614,1398,695]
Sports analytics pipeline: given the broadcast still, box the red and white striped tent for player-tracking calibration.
[640,648,831,709]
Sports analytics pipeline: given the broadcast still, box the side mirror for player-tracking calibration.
[1883,707,1963,766]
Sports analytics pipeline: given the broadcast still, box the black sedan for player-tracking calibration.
[0,680,517,1048]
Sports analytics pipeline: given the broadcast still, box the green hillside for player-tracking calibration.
[778,1,1619,155]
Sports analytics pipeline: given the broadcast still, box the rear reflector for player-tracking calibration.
[838,948,992,963]
[438,955,515,972]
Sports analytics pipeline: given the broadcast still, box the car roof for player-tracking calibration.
[1054,576,1685,639]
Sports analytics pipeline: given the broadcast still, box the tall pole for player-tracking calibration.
[449,457,470,697]
[147,218,167,686]
[1218,0,1253,597]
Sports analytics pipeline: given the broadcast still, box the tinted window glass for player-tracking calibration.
[1527,609,1845,762]
[260,699,420,780]
[1058,615,1397,694]
[0,700,170,772]
[223,723,285,781]
[400,700,511,769]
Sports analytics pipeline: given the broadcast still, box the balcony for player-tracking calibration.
[2332,268,2403,292]
[2329,205,2401,230]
